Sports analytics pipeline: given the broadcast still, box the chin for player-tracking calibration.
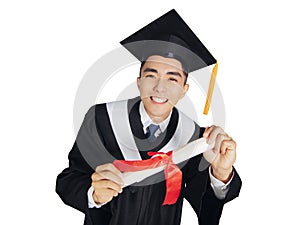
[148,106,172,119]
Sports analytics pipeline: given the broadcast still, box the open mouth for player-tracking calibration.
[150,96,168,104]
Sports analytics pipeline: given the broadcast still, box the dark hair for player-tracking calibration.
[139,59,188,85]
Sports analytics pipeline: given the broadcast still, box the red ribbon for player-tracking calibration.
[113,151,182,205]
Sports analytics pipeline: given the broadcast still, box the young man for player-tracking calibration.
[56,10,241,225]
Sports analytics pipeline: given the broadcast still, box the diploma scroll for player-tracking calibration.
[121,138,214,187]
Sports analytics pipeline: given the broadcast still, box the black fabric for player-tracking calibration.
[120,9,216,73]
[95,104,125,160]
[128,98,179,160]
[56,97,242,225]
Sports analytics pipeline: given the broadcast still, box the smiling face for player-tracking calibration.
[137,55,189,123]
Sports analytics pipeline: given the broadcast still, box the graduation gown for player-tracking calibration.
[56,97,242,225]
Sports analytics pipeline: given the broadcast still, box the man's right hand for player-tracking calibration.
[91,163,124,205]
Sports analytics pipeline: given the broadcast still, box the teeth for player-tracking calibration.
[152,96,168,103]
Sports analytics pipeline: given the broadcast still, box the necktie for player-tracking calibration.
[146,124,160,143]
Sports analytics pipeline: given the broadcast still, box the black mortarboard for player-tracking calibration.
[120,9,218,114]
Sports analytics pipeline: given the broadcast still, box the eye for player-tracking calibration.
[169,77,178,82]
[145,74,156,78]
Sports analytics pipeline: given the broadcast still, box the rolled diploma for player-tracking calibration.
[121,138,213,187]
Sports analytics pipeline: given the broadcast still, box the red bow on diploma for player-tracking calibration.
[113,151,182,205]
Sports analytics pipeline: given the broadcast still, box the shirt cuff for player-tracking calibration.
[87,186,106,208]
[209,166,234,200]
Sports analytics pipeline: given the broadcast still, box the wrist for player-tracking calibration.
[211,166,233,183]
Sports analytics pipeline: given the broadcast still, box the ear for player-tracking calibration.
[136,77,141,90]
[180,83,189,99]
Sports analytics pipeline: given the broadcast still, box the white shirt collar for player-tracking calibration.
[139,101,172,134]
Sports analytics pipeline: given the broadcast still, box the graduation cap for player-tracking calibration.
[120,9,218,115]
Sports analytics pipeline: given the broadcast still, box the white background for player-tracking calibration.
[1,0,299,224]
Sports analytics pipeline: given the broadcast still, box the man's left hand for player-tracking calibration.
[203,125,236,183]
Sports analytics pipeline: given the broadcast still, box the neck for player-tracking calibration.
[146,110,171,124]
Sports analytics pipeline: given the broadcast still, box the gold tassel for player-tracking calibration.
[203,61,218,115]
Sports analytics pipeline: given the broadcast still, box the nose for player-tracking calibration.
[153,78,166,93]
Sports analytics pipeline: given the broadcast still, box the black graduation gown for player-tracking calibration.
[56,97,242,225]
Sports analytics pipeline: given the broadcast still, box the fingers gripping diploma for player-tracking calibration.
[203,126,237,183]
[91,163,124,205]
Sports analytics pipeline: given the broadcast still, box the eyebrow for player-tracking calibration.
[143,68,158,73]
[143,68,182,78]
[166,71,182,78]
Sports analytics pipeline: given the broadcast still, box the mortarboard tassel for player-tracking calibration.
[203,61,218,115]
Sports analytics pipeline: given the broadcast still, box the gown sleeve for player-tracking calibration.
[56,141,94,213]
[183,127,242,225]
[55,105,114,221]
